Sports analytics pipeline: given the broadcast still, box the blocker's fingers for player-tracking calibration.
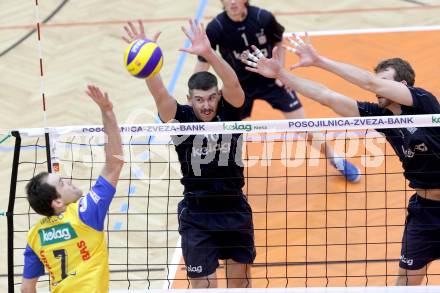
[138,20,145,35]
[181,26,192,40]
[305,31,311,43]
[124,26,134,39]
[287,36,300,48]
[91,86,100,97]
[247,52,259,62]
[128,21,139,37]
[242,59,257,67]
[253,47,264,58]
[189,19,198,33]
[151,31,162,42]
[192,19,199,33]
[295,34,305,45]
[122,36,131,44]
[282,44,296,54]
[244,66,259,73]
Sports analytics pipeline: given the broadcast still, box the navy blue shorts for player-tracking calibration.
[400,194,440,270]
[177,195,256,278]
[241,83,302,119]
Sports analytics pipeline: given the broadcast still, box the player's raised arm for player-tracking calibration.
[180,19,244,108]
[122,20,177,122]
[242,46,359,117]
[287,33,413,106]
[86,85,124,187]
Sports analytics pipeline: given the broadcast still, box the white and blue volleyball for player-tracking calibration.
[124,39,163,79]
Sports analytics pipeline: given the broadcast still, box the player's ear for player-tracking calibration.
[186,94,193,106]
[51,198,64,210]
[401,80,408,86]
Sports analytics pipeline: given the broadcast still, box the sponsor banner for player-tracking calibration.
[288,116,421,130]
[15,114,439,137]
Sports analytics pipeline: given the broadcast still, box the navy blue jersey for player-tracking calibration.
[357,87,440,189]
[171,98,244,195]
[199,6,284,90]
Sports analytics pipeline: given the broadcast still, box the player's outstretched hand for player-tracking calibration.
[122,20,161,44]
[284,32,320,70]
[86,85,113,112]
[179,19,211,57]
[241,45,282,79]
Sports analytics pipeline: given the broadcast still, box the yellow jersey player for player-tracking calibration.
[21,85,124,293]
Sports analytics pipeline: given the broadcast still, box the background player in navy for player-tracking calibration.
[123,20,255,288]
[194,0,360,182]
[243,34,440,286]
[21,85,124,293]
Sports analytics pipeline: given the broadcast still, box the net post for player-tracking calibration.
[7,131,21,293]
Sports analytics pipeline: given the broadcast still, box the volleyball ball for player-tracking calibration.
[124,39,163,79]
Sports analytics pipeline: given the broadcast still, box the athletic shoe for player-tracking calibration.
[332,158,361,183]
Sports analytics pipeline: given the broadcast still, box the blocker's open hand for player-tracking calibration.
[241,45,283,79]
[284,32,320,70]
[179,19,211,57]
[86,85,113,112]
[122,20,161,44]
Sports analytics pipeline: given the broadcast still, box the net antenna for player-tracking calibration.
[33,0,57,173]
[7,2,59,291]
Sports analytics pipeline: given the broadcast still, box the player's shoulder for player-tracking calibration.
[94,175,116,192]
[217,97,242,117]
[248,5,273,22]
[27,220,41,237]
[409,86,436,98]
[207,11,228,31]
[407,86,440,113]
[408,86,439,106]
[177,102,193,112]
[76,176,115,211]
[174,103,196,123]
[357,100,390,116]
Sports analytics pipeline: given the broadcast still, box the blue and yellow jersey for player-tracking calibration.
[23,176,116,292]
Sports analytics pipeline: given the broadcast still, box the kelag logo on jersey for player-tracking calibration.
[38,223,78,246]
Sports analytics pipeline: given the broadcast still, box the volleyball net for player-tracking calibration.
[5,114,440,292]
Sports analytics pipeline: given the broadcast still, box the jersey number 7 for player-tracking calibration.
[53,249,68,281]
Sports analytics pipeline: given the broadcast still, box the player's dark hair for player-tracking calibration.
[374,58,415,86]
[188,71,218,93]
[221,0,250,9]
[26,172,60,217]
